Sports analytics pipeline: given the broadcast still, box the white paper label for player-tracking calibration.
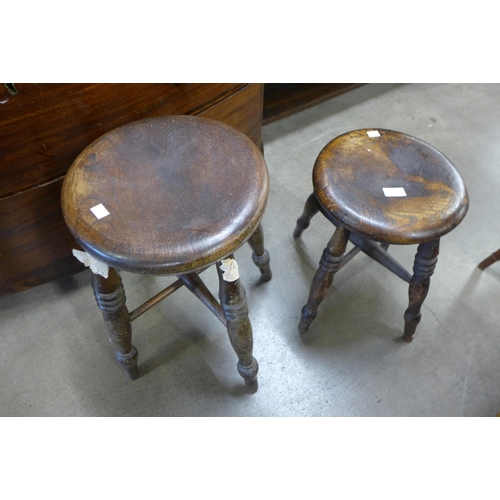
[367,130,381,138]
[90,203,110,219]
[220,258,239,282]
[383,187,407,197]
[72,249,109,278]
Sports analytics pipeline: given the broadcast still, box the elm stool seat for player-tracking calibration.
[61,115,272,392]
[294,129,468,342]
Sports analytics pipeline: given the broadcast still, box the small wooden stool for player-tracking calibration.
[62,116,272,392]
[294,129,468,342]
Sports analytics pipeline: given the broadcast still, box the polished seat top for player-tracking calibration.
[313,129,469,244]
[62,116,269,274]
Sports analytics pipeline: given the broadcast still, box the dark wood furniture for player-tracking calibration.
[263,83,363,124]
[61,115,272,391]
[294,129,469,341]
[0,83,264,295]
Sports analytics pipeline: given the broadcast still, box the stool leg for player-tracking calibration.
[478,248,500,270]
[403,239,440,342]
[298,226,350,334]
[294,193,321,239]
[92,268,139,380]
[216,256,259,392]
[247,222,272,281]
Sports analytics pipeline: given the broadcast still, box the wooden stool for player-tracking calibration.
[294,129,468,342]
[61,116,272,392]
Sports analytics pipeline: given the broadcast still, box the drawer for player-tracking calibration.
[0,83,246,198]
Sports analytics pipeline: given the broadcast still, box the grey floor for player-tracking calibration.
[2,83,499,417]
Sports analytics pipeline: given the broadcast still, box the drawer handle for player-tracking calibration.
[4,83,18,95]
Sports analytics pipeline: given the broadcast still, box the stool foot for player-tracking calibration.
[92,268,139,380]
[403,239,440,342]
[299,226,350,334]
[116,346,140,380]
[294,193,320,239]
[247,223,272,281]
[217,257,259,391]
[298,306,318,334]
[238,359,259,393]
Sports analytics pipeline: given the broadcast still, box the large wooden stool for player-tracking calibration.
[294,128,468,342]
[61,116,272,392]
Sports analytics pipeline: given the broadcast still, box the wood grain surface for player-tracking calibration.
[62,115,269,274]
[313,129,469,244]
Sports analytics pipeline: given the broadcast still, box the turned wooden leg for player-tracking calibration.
[92,267,139,380]
[216,256,259,392]
[247,222,272,281]
[293,192,321,239]
[478,248,500,270]
[403,239,440,342]
[298,226,350,334]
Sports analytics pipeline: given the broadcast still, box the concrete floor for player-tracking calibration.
[2,83,500,417]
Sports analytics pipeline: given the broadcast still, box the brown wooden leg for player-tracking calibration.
[247,222,272,281]
[478,248,500,270]
[216,256,259,392]
[180,273,227,325]
[298,226,350,334]
[403,239,440,342]
[293,192,321,239]
[92,268,139,380]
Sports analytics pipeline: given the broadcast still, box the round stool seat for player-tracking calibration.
[62,115,269,274]
[313,128,469,244]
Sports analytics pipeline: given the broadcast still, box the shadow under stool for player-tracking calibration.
[61,115,272,393]
[294,128,469,342]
